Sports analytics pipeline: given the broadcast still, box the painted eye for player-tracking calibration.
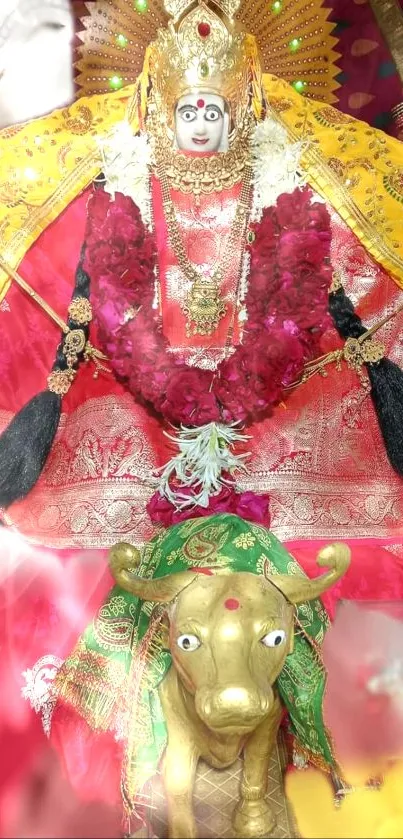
[205,108,221,121]
[261,629,286,648]
[177,634,201,651]
[181,109,196,122]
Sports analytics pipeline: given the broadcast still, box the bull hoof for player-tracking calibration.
[232,799,276,837]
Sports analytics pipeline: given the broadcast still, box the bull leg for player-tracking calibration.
[163,744,198,839]
[232,696,282,838]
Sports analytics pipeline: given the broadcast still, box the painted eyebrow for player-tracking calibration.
[205,106,223,117]
[177,104,224,114]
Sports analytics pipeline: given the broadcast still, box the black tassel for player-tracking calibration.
[0,249,91,509]
[0,391,61,507]
[367,359,403,474]
[329,287,403,476]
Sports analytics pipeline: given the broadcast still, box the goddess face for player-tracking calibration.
[174,93,228,153]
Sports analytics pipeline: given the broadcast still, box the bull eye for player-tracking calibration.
[261,629,286,648]
[177,634,201,652]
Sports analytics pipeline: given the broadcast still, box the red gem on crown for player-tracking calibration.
[197,22,211,37]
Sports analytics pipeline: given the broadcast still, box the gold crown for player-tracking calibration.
[164,0,240,22]
[147,0,260,131]
[76,0,341,108]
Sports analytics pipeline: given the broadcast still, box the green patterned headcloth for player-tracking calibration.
[56,514,336,812]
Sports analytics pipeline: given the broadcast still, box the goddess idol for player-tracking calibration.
[0,0,403,832]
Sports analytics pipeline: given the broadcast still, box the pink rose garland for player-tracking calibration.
[83,184,332,526]
[84,185,332,425]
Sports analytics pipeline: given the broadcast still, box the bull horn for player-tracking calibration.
[266,543,351,605]
[109,542,198,603]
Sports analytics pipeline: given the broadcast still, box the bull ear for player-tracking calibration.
[153,610,170,650]
[265,543,350,605]
[109,542,198,603]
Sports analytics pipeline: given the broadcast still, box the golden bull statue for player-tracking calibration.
[110,539,350,838]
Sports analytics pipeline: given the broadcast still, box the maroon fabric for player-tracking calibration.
[326,0,403,137]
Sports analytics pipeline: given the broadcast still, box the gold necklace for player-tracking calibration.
[162,139,248,198]
[147,109,253,199]
[157,162,254,337]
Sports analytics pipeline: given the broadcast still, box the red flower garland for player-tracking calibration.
[147,484,271,528]
[83,185,332,428]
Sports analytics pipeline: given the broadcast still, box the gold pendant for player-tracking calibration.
[183,279,227,337]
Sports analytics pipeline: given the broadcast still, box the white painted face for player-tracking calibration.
[0,1,73,129]
[174,93,228,153]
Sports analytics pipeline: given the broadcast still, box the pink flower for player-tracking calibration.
[251,206,278,256]
[214,329,305,424]
[84,189,156,299]
[85,186,112,228]
[234,490,270,525]
[276,187,330,232]
[278,230,330,270]
[147,485,270,526]
[88,183,332,438]
[161,369,220,426]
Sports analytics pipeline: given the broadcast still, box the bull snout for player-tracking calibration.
[196,686,271,730]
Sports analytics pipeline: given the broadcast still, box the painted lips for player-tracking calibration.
[192,137,209,145]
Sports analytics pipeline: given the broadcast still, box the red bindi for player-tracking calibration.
[197,98,205,109]
[224,598,240,610]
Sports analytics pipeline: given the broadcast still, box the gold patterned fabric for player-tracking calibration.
[1,199,402,547]
[1,73,403,305]
[0,88,130,301]
[0,393,159,548]
[239,207,403,542]
[265,74,403,287]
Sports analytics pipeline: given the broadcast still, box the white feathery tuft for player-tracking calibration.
[155,422,251,509]
[97,121,153,229]
[250,117,306,220]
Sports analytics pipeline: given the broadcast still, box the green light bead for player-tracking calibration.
[109,75,123,90]
[289,37,301,52]
[272,1,282,13]
[293,79,306,93]
[116,33,128,48]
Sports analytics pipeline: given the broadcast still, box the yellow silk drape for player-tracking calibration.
[0,74,402,303]
[264,74,403,288]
